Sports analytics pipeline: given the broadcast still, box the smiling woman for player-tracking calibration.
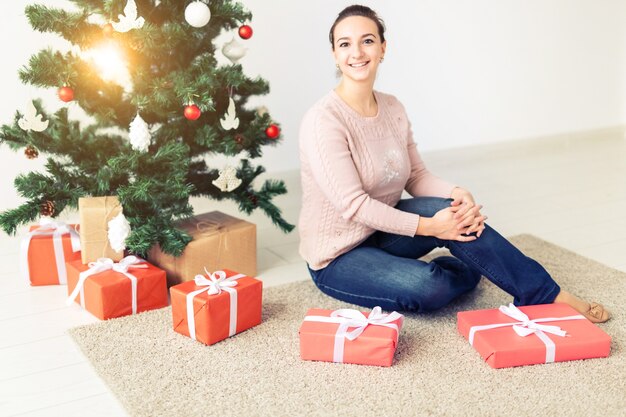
[296,4,610,323]
[330,6,386,116]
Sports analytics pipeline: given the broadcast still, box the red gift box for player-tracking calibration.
[170,269,262,345]
[457,303,611,368]
[20,221,81,286]
[299,307,404,367]
[66,256,168,320]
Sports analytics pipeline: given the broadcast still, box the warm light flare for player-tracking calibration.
[84,41,130,86]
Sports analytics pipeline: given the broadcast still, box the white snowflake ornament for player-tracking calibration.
[18,101,49,132]
[220,97,240,130]
[129,114,151,152]
[112,0,145,33]
[212,166,242,192]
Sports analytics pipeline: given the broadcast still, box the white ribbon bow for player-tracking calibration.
[468,303,585,363]
[193,269,240,295]
[186,269,246,341]
[499,304,569,337]
[330,307,404,341]
[66,255,147,315]
[20,218,81,285]
[304,306,404,363]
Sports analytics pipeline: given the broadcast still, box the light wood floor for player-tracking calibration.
[1,129,625,416]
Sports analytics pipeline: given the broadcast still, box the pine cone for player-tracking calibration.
[40,200,55,217]
[247,192,258,207]
[24,145,39,159]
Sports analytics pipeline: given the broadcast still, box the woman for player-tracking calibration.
[298,5,610,322]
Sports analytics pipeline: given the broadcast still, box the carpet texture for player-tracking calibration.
[69,235,626,417]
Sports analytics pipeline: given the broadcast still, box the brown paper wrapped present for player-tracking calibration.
[79,196,124,263]
[148,211,256,286]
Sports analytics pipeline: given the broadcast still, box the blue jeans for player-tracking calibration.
[308,197,561,312]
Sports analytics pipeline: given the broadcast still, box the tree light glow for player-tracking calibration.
[84,41,130,87]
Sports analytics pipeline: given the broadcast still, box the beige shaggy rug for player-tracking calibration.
[69,235,625,417]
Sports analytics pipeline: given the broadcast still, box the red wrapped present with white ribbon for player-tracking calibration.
[299,306,404,367]
[66,256,168,320]
[457,303,611,368]
[20,218,81,286]
[170,269,262,345]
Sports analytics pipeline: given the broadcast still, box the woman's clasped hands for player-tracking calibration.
[416,187,487,242]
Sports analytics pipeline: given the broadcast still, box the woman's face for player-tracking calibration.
[332,16,386,84]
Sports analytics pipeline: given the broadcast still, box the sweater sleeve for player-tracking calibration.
[300,107,420,237]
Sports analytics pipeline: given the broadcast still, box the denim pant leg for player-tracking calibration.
[309,245,482,312]
[381,197,561,306]
[308,196,482,312]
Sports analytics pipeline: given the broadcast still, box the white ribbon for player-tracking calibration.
[20,218,81,285]
[66,255,147,315]
[468,303,586,363]
[303,306,404,363]
[186,269,246,341]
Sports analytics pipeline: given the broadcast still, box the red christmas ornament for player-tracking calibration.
[184,104,201,120]
[265,124,280,139]
[103,23,114,37]
[58,86,74,102]
[238,25,253,40]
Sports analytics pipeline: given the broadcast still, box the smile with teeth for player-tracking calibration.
[349,61,369,68]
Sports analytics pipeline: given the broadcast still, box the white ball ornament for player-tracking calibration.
[185,1,211,28]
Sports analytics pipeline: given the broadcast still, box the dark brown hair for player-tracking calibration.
[329,5,386,50]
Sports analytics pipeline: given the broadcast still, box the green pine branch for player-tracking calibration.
[25,5,97,46]
[188,159,294,233]
[0,203,42,235]
[1,0,295,257]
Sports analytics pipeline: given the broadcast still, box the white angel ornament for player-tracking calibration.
[220,97,239,130]
[18,101,49,132]
[112,0,145,33]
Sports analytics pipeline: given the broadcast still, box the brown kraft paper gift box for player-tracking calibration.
[79,196,125,263]
[148,211,256,286]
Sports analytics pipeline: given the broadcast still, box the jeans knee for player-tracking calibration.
[395,197,453,218]
[405,258,481,312]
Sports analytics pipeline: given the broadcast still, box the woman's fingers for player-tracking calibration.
[453,201,474,219]
[455,233,477,242]
[456,205,483,230]
[467,215,486,232]
[461,214,488,237]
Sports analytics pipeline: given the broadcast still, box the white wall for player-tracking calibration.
[1,0,625,212]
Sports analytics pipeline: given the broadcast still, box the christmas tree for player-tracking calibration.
[0,0,294,257]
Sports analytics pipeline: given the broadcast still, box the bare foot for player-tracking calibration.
[554,290,611,323]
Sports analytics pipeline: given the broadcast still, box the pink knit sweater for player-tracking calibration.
[298,90,456,270]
